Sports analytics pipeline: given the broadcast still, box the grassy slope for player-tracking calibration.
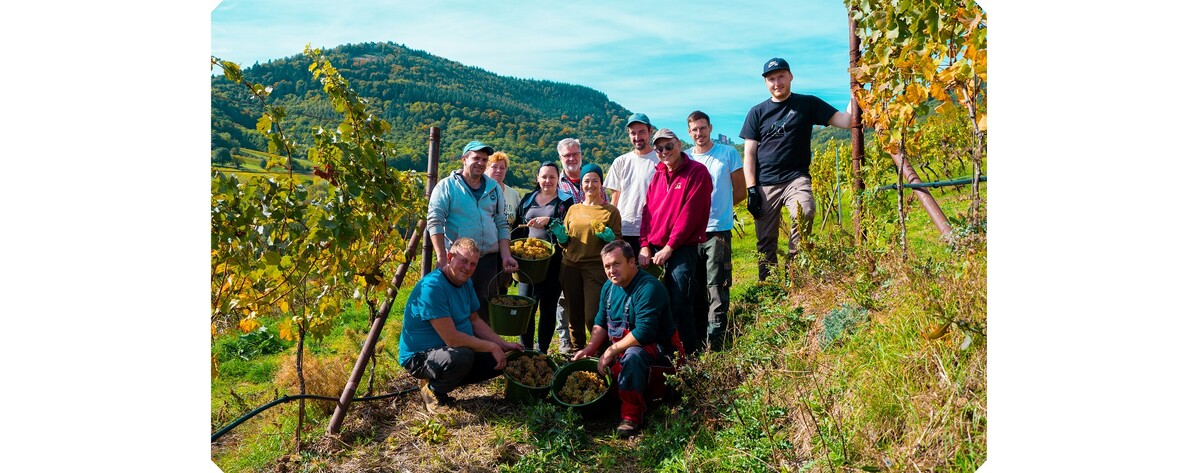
[212,149,317,180]
[211,183,987,472]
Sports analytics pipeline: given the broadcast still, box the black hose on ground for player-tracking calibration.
[211,386,419,443]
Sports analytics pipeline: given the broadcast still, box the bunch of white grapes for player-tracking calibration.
[558,371,607,404]
[506,354,553,387]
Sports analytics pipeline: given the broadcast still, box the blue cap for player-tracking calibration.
[580,163,604,182]
[762,57,790,76]
[626,113,652,128]
[462,140,494,156]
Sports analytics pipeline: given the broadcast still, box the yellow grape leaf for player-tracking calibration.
[904,83,925,104]
[211,323,217,338]
[964,43,978,62]
[955,61,975,81]
[930,84,950,102]
[969,10,983,32]
[884,138,901,155]
[922,322,951,340]
[279,319,297,341]
[849,65,870,83]
[898,104,915,125]
[279,298,290,313]
[976,113,987,132]
[955,7,970,25]
[937,67,956,85]
[935,101,956,115]
[238,318,261,333]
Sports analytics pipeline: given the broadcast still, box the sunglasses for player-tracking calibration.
[654,143,675,154]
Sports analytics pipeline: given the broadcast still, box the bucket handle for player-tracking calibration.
[488,267,532,294]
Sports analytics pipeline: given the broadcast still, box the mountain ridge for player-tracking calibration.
[212,41,636,185]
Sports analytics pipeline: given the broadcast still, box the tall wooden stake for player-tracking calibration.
[849,13,867,245]
[421,126,440,276]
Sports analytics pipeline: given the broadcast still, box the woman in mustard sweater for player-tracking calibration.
[550,163,621,353]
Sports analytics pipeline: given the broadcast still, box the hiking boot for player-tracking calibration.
[418,379,453,415]
[617,419,640,438]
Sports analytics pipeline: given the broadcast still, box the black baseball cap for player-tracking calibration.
[762,57,790,76]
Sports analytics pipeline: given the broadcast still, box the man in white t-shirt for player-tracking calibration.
[685,111,746,352]
[604,113,660,256]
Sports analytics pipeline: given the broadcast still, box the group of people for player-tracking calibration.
[397,57,852,437]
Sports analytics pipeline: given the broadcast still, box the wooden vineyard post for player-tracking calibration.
[421,126,440,276]
[849,13,867,245]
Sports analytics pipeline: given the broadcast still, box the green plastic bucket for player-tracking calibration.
[512,238,555,284]
[504,350,558,404]
[550,357,614,418]
[488,294,536,336]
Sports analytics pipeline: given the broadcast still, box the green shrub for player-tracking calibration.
[216,326,288,362]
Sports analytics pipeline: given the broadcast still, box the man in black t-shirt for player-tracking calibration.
[740,57,853,281]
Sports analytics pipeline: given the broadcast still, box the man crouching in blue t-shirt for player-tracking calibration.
[399,237,524,414]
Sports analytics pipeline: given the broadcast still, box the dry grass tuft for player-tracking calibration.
[274,351,356,414]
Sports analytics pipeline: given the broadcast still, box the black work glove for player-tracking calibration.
[746,185,763,219]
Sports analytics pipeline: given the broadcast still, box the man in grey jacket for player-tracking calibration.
[427,140,519,323]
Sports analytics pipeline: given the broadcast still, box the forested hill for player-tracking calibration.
[212,41,635,184]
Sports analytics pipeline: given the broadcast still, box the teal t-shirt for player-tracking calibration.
[398,268,479,365]
[594,270,675,345]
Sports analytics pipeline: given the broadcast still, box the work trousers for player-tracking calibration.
[754,176,815,281]
[653,244,700,355]
[559,261,606,351]
[693,230,732,351]
[402,346,502,394]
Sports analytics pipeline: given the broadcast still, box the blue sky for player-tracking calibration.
[212,0,854,145]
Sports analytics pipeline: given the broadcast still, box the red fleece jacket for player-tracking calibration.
[640,154,713,249]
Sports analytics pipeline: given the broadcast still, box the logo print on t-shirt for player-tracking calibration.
[765,110,796,140]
